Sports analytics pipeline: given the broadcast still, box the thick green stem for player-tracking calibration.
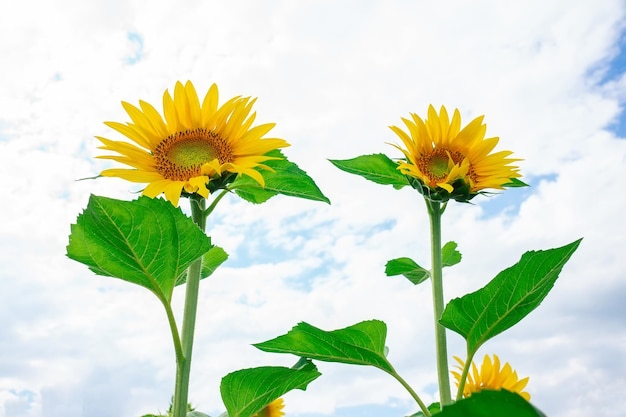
[426,200,452,407]
[172,195,207,417]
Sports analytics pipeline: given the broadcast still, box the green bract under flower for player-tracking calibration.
[389,105,522,202]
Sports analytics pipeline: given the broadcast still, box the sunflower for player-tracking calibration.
[253,398,285,417]
[452,355,530,401]
[389,105,521,202]
[97,81,289,206]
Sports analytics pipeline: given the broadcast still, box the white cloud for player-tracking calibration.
[0,0,625,416]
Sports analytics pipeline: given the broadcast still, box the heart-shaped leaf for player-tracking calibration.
[437,390,545,417]
[385,257,430,285]
[221,360,320,417]
[176,244,229,286]
[67,195,212,302]
[329,154,409,189]
[231,150,330,204]
[440,239,582,354]
[442,241,462,267]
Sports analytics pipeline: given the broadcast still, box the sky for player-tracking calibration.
[0,0,625,417]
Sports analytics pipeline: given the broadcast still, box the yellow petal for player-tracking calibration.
[100,168,163,182]
[201,83,219,126]
[139,99,170,139]
[162,89,180,132]
[163,180,185,206]
[103,121,153,150]
[184,81,203,127]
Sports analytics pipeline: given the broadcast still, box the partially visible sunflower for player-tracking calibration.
[389,105,521,202]
[452,355,531,401]
[97,81,289,206]
[253,398,285,417]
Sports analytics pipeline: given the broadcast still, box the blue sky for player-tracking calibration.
[1,1,626,417]
[602,30,626,136]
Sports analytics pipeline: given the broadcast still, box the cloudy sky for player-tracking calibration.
[1,0,625,416]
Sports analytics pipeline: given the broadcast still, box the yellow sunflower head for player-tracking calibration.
[253,398,285,417]
[452,355,531,401]
[97,81,290,206]
[389,105,522,203]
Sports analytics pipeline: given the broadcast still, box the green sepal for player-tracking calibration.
[253,320,394,373]
[230,150,330,204]
[329,154,410,189]
[408,176,478,204]
[220,360,320,417]
[440,239,582,355]
[176,244,229,285]
[385,257,430,285]
[66,195,213,303]
[502,177,529,188]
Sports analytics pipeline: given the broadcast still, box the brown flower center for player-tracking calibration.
[154,128,233,180]
[417,148,465,182]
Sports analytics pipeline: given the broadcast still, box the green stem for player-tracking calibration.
[204,189,229,218]
[172,195,207,417]
[426,200,452,407]
[391,370,431,417]
[163,299,184,365]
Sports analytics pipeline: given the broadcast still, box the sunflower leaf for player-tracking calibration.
[176,244,229,286]
[427,390,546,417]
[67,195,212,302]
[386,243,460,286]
[230,150,330,204]
[329,154,410,189]
[440,239,582,355]
[442,241,462,267]
[385,257,430,285]
[220,361,320,417]
[253,320,394,373]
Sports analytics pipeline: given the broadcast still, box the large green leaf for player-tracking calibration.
[176,244,229,286]
[434,390,545,417]
[440,239,582,354]
[67,195,212,302]
[385,257,430,285]
[220,360,320,417]
[329,154,410,189]
[230,150,330,204]
[254,320,394,373]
